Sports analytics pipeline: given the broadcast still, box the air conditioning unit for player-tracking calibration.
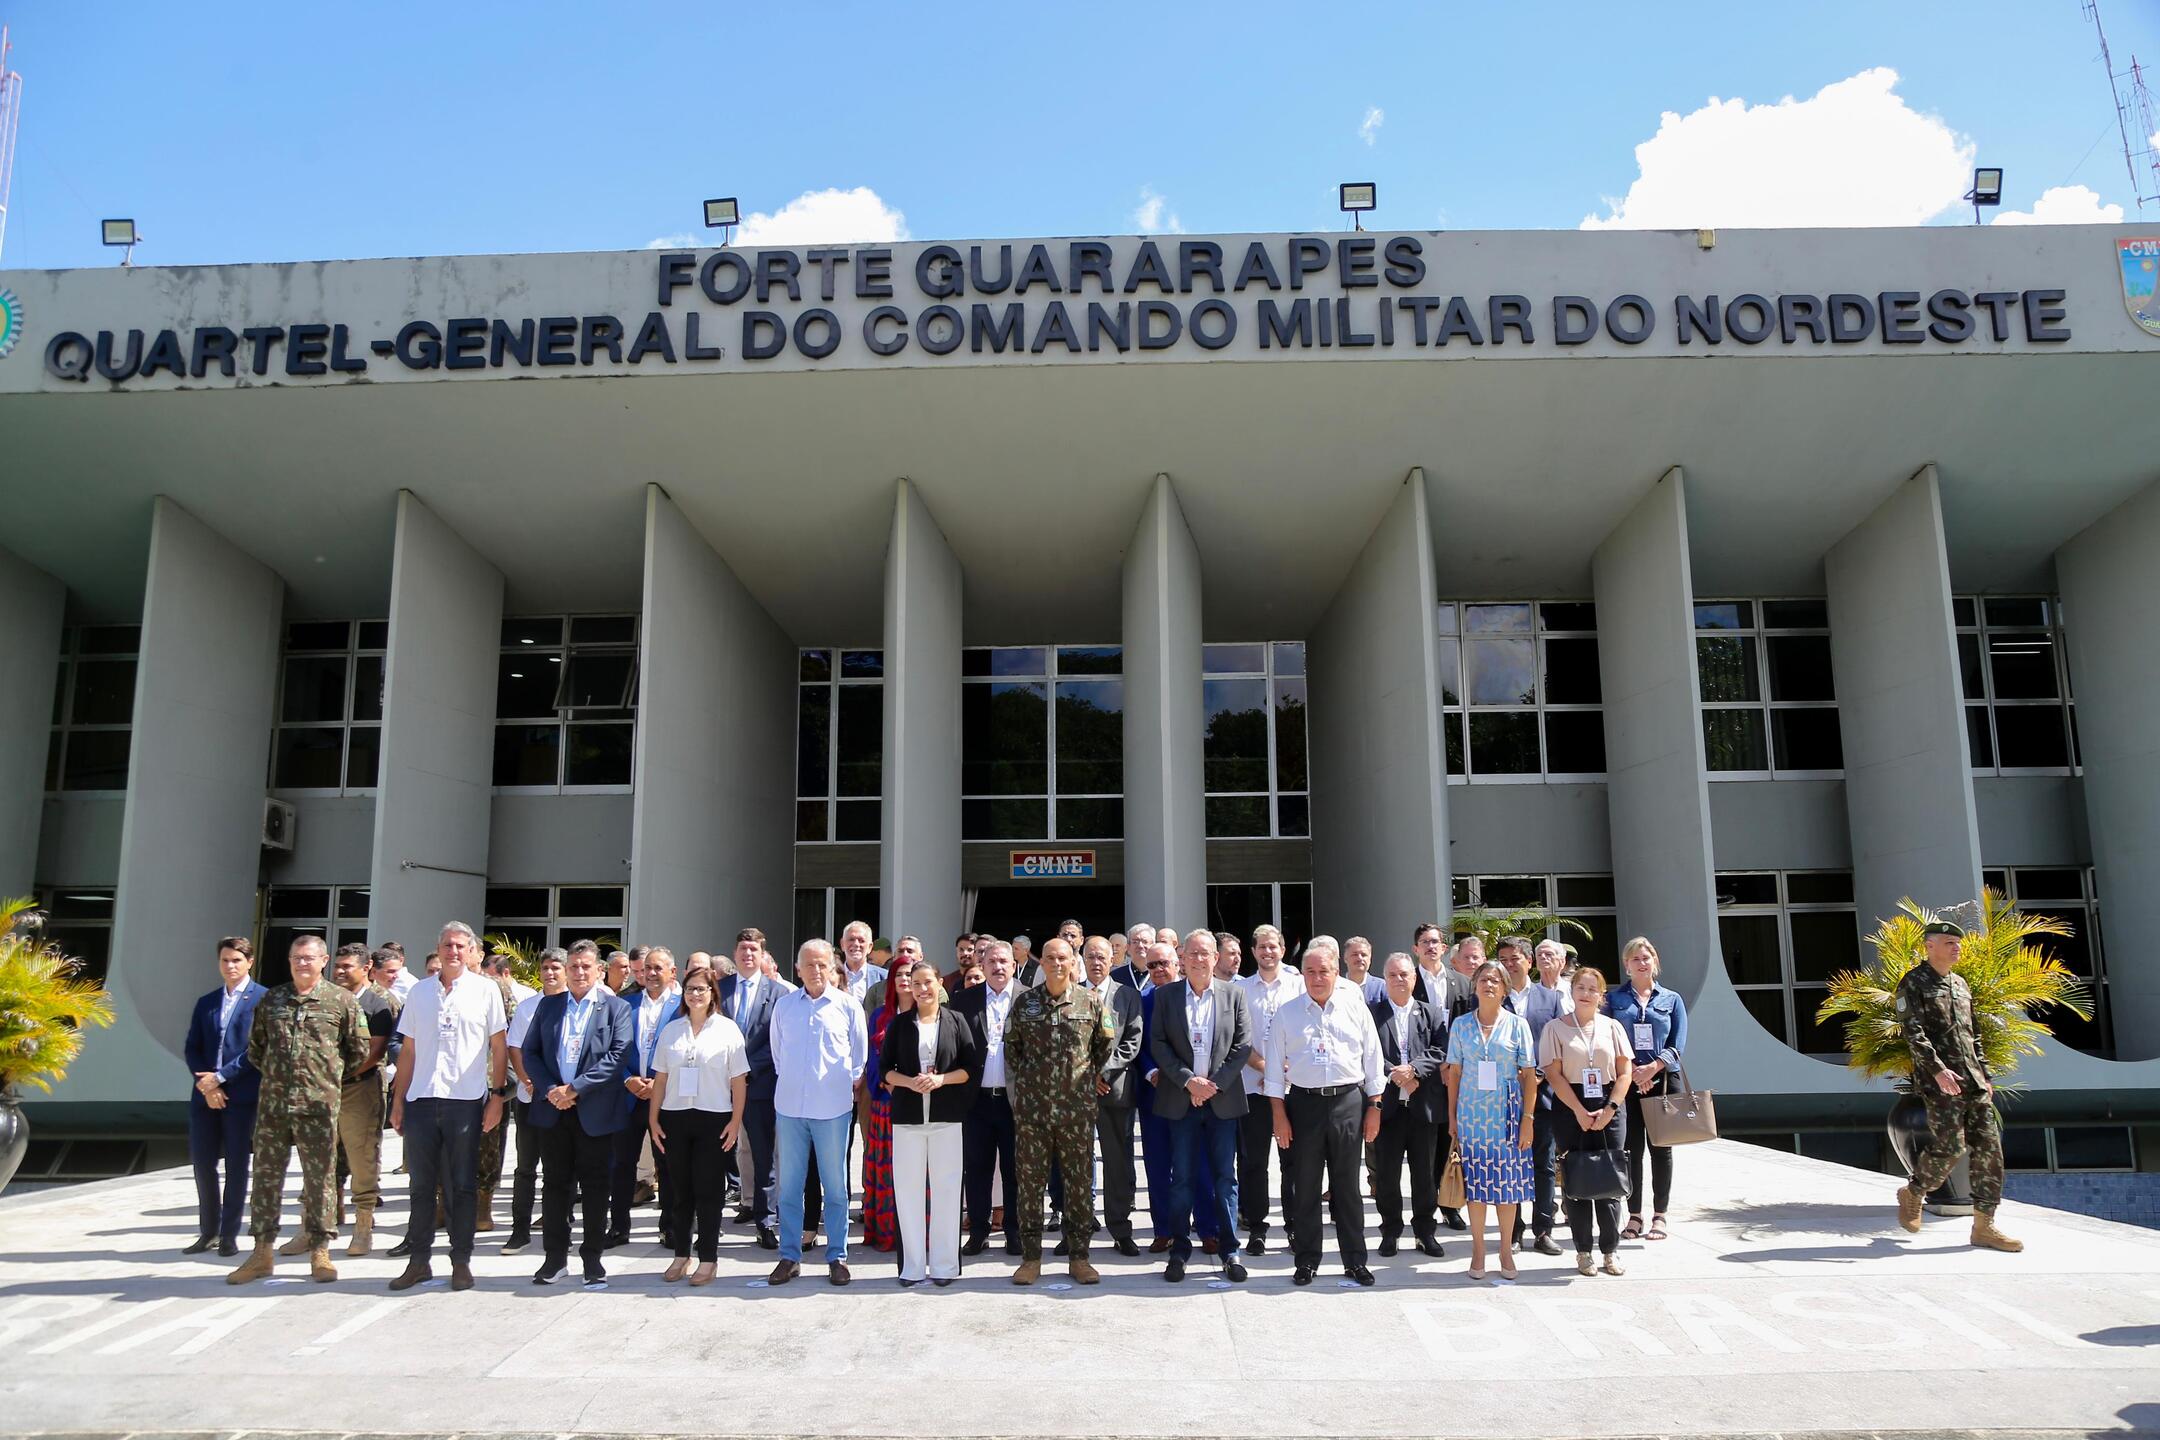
[262,796,297,851]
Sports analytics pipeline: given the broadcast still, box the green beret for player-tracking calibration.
[1922,921,1964,939]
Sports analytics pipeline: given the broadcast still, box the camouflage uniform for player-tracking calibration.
[1005,981,1116,1261]
[474,972,520,1215]
[246,980,369,1247]
[1897,962,2004,1212]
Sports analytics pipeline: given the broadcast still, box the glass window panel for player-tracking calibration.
[2052,1126,2134,1169]
[1567,924,1620,981]
[962,797,1046,840]
[798,685,831,798]
[78,626,140,655]
[1539,602,1596,631]
[1983,598,2048,629]
[1735,986,1790,1044]
[1281,883,1315,947]
[1468,712,1540,775]
[43,731,58,791]
[484,887,550,918]
[1993,706,2070,768]
[1702,709,1769,772]
[1056,646,1120,675]
[286,621,349,651]
[1766,636,1836,702]
[1452,877,1473,908]
[1952,597,1977,628]
[1719,872,1780,906]
[1201,678,1269,792]
[1792,987,1842,1054]
[840,649,884,678]
[1466,638,1536,705]
[962,682,1048,795]
[496,655,560,718]
[1433,604,1458,635]
[1202,643,1265,675]
[799,649,832,682]
[2000,1126,2050,1170]
[569,616,636,645]
[834,799,882,842]
[1784,872,1854,905]
[48,893,116,924]
[835,685,884,797]
[1055,680,1124,795]
[1555,875,1615,908]
[1275,793,1309,837]
[1443,712,1464,776]
[1761,599,1828,629]
[797,800,829,842]
[336,887,371,920]
[1206,884,1274,940]
[52,661,67,725]
[1772,709,1844,771]
[557,886,627,919]
[1056,797,1122,840]
[1542,637,1602,704]
[986,647,1047,676]
[61,730,130,790]
[1271,641,1305,677]
[1956,635,1985,700]
[2011,868,2085,901]
[560,652,634,708]
[832,888,882,937]
[71,659,136,725]
[1273,679,1307,791]
[49,927,110,985]
[273,727,345,789]
[502,617,562,647]
[793,889,828,954]
[2047,1003,2110,1058]
[268,886,332,919]
[357,621,389,650]
[1789,911,1861,983]
[1464,602,1532,635]
[1478,876,1546,908]
[960,648,993,677]
[565,723,634,785]
[2021,914,2092,976]
[1204,795,1269,838]
[2070,706,2081,768]
[281,656,348,724]
[493,725,560,786]
[1966,707,1995,768]
[1543,711,1607,774]
[1987,634,2059,700]
[1694,602,1750,631]
[1435,637,1461,707]
[1695,636,1761,702]
[351,655,384,722]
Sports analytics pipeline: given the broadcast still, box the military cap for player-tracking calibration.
[1921,920,1965,939]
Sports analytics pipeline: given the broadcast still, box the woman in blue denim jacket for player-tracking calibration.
[1604,938,1687,1241]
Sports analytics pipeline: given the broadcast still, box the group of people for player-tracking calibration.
[183,906,2023,1294]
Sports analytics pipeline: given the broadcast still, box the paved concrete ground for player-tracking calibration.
[1,1136,2157,1436]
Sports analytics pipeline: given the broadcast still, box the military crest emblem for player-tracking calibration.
[2121,238,2160,338]
[0,287,21,359]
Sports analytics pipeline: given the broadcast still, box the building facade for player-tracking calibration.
[3,223,2157,1175]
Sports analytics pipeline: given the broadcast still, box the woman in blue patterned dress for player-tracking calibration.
[1444,960,1540,1280]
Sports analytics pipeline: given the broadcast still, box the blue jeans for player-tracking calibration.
[402,1096,482,1265]
[775,1112,850,1263]
[1165,1109,1241,1261]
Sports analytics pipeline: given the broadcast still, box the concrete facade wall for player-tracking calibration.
[879,481,963,957]
[0,549,64,897]
[367,492,504,947]
[1308,471,1450,945]
[1121,475,1207,930]
[627,486,796,948]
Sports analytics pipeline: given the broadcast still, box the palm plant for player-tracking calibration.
[0,897,116,1095]
[1815,890,2092,1088]
[1446,904,1592,956]
[482,932,540,989]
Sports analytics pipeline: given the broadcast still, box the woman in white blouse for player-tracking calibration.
[649,965,750,1286]
[878,960,982,1287]
[1535,966,1634,1276]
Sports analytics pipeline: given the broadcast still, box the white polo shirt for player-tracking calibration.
[395,970,507,1102]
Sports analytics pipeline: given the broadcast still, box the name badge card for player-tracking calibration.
[1476,1059,1498,1091]
[1582,1066,1605,1100]
[1633,1023,1655,1053]
[676,1066,700,1099]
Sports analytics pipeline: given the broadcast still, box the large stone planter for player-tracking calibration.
[0,1092,27,1197]
[1887,1088,1975,1216]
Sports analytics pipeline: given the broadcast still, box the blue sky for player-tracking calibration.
[2,0,2156,269]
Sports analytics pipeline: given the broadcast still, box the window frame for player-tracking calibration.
[493,615,640,795]
[1437,602,1607,785]
[961,645,1126,843]
[1983,864,2110,1058]
[1696,600,1844,780]
[1957,596,2079,777]
[47,626,141,794]
[481,883,629,954]
[796,648,885,845]
[1716,869,1860,1055]
[269,620,386,796]
[1200,640,1308,838]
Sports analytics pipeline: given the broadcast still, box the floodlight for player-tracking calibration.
[1964,167,2003,224]
[704,197,740,229]
[1339,182,1376,213]
[101,218,138,247]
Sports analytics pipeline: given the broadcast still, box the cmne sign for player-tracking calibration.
[1010,849,1097,880]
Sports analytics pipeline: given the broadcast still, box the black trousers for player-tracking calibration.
[402,1097,481,1266]
[509,1098,541,1237]
[1237,1100,1293,1236]
[539,1111,614,1270]
[660,1107,730,1262]
[609,1102,673,1240]
[963,1089,1018,1240]
[1553,1085,1626,1255]
[1370,1108,1440,1240]
[740,1092,777,1223]
[1531,1094,1558,1237]
[1624,1081,1675,1215]
[189,1092,255,1242]
[1095,1102,1138,1239]
[1285,1086,1367,1269]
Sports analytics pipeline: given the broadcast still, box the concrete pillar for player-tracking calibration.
[0,548,63,897]
[2058,477,2160,1055]
[88,498,283,1101]
[368,491,504,949]
[1307,470,1450,945]
[627,485,797,948]
[879,480,962,955]
[1121,474,1207,930]
[1592,468,1720,997]
[1825,466,1983,935]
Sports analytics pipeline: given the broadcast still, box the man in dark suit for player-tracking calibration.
[1149,931,1254,1283]
[1109,923,1156,990]
[610,947,681,1248]
[520,941,633,1287]
[1370,952,1449,1257]
[950,939,1025,1254]
[719,927,783,1248]
[1083,935,1146,1256]
[1412,922,1476,1229]
[183,937,267,1255]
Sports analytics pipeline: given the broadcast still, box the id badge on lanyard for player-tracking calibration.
[675,1056,700,1099]
[1633,1022,1655,1054]
[1476,1059,1499,1091]
[1581,1067,1605,1101]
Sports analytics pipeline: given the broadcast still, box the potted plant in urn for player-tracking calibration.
[1815,890,2090,1211]
[0,897,115,1194]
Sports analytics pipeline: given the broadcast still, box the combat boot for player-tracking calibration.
[227,1242,274,1285]
[347,1208,375,1257]
[1895,1183,1923,1233]
[1970,1211,2024,1253]
[1069,1254,1100,1285]
[309,1246,338,1283]
[1012,1256,1041,1286]
[276,1231,317,1255]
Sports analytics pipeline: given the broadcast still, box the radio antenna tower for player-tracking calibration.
[0,27,21,263]
[2086,0,2160,210]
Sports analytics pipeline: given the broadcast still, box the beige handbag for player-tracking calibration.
[1640,1060,1718,1147]
[1437,1143,1467,1210]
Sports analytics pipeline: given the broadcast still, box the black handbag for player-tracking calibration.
[1561,1142,1631,1200]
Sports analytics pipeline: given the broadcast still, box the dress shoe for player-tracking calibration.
[1164,1255,1186,1282]
[217,1237,239,1257]
[1532,1233,1562,1257]
[309,1246,338,1284]
[386,1237,413,1259]
[1222,1259,1248,1283]
[733,1207,756,1225]
[1148,1236,1173,1253]
[500,1232,531,1256]
[1003,1235,1022,1256]
[962,1232,989,1256]
[1012,1257,1042,1286]
[1347,1264,1376,1286]
[1070,1255,1100,1285]
[387,1263,433,1292]
[1416,1233,1447,1258]
[1245,1231,1267,1256]
[756,1225,779,1250]
[1113,1234,1140,1257]
[1200,1235,1218,1255]
[932,1277,955,1287]
[227,1243,274,1285]
[182,1235,216,1255]
[899,1277,919,1288]
[1293,1265,1315,1286]
[475,1209,495,1233]
[1441,1208,1467,1231]
[602,1229,630,1250]
[767,1259,799,1285]
[1377,1234,1400,1257]
[533,1259,568,1285]
[450,1261,475,1291]
[632,1179,657,1206]
[828,1262,852,1286]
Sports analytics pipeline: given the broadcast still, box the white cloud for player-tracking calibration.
[645,186,908,249]
[1132,186,1185,234]
[1991,183,2125,225]
[1359,106,1385,146]
[1581,67,1974,229]
[644,232,699,249]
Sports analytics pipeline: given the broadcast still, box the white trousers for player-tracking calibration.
[892,1120,964,1282]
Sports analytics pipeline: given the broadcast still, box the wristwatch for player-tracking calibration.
[491,1083,514,1097]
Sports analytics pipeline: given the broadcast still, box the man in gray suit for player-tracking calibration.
[1084,935,1146,1256]
[1148,930,1254,1283]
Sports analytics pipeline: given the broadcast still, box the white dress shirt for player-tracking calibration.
[389,967,418,1000]
[215,981,247,1070]
[635,987,676,1070]
[654,1013,751,1113]
[770,986,868,1121]
[394,971,507,1102]
[1183,981,1218,1070]
[506,992,543,1103]
[1236,969,1302,1094]
[979,982,1018,1088]
[1388,999,1416,1100]
[1263,986,1385,1098]
[728,972,762,1027]
[842,960,886,1004]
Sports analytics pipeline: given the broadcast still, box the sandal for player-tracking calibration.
[1647,1215,1668,1241]
[1621,1216,1645,1240]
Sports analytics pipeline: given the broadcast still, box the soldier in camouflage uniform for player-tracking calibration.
[472,959,521,1231]
[1894,919,2022,1252]
[230,934,370,1285]
[1004,937,1116,1285]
